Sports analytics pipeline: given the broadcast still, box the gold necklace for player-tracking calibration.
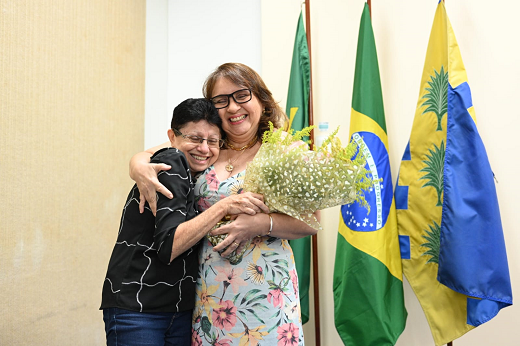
[225,149,248,173]
[225,136,258,151]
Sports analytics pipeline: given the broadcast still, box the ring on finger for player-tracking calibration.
[233,242,239,247]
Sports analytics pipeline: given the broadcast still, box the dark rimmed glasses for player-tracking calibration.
[173,128,224,148]
[210,89,252,109]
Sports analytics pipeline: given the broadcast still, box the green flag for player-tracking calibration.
[333,4,407,345]
[286,10,311,325]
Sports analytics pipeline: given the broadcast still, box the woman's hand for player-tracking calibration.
[210,210,319,258]
[136,163,173,215]
[220,192,269,216]
[211,213,270,257]
[210,194,268,258]
[129,145,172,215]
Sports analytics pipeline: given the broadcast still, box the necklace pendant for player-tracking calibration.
[225,163,234,172]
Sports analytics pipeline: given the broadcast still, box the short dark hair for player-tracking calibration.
[171,98,223,137]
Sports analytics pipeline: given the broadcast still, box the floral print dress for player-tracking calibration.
[191,166,304,346]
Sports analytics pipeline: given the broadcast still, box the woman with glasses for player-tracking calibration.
[130,63,317,345]
[101,98,268,346]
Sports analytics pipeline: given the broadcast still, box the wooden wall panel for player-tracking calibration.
[0,1,145,344]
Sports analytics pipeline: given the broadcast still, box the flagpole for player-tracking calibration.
[304,1,321,345]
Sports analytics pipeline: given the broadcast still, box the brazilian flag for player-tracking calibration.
[333,3,407,345]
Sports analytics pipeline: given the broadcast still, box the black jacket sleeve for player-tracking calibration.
[151,148,195,264]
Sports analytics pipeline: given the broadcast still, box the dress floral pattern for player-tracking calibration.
[192,165,304,346]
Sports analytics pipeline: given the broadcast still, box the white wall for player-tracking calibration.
[145,0,262,148]
[145,0,169,149]
[262,1,520,346]
[146,1,520,345]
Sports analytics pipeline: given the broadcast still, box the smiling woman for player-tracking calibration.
[169,124,222,173]
[101,98,268,346]
[130,63,318,346]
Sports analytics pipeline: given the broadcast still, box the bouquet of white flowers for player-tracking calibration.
[207,123,373,264]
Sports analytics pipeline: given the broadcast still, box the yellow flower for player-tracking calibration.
[229,178,245,195]
[195,279,221,322]
[246,262,265,285]
[229,325,269,346]
[281,239,295,263]
[250,236,273,263]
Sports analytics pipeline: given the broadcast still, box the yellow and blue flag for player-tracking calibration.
[395,2,512,345]
[333,4,407,345]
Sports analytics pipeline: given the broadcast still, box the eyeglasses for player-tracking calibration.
[210,89,252,109]
[173,128,224,148]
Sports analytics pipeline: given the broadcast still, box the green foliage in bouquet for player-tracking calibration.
[243,122,373,230]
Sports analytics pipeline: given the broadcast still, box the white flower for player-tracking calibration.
[201,246,219,265]
[284,300,299,320]
[242,125,373,230]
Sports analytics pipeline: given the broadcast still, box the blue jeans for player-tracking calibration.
[103,308,192,346]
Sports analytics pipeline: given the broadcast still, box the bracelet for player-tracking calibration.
[256,213,273,238]
[266,213,273,237]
